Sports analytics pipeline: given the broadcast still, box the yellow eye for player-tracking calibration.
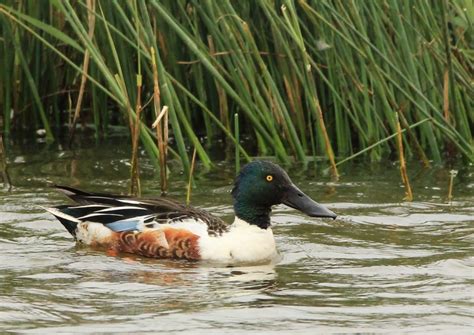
[266,175,273,182]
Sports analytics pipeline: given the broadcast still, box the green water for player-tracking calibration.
[0,138,473,333]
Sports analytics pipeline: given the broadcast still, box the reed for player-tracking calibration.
[128,0,143,197]
[152,106,169,194]
[395,112,413,201]
[68,0,96,146]
[234,113,240,176]
[0,135,11,191]
[186,147,197,205]
[447,169,458,203]
[129,67,142,197]
[0,0,471,177]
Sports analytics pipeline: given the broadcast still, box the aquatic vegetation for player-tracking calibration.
[0,0,472,174]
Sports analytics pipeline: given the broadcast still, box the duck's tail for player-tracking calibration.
[43,206,80,238]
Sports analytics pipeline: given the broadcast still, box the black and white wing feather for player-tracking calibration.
[52,185,230,236]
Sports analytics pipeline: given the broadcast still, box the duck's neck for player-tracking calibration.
[234,201,271,229]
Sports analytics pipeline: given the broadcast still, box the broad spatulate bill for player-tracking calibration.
[45,161,336,264]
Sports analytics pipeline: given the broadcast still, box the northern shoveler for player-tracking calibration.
[45,160,336,264]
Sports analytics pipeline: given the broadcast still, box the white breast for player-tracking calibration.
[198,218,277,264]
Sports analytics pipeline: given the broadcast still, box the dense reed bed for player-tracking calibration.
[0,0,472,176]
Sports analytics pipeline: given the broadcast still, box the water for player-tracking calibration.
[1,138,473,333]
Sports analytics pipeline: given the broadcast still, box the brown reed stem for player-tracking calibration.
[395,112,413,201]
[398,109,431,168]
[129,74,142,197]
[316,98,339,179]
[443,68,450,123]
[152,105,169,195]
[129,3,142,197]
[447,169,457,203]
[0,135,12,191]
[186,147,197,205]
[150,47,168,195]
[208,35,229,130]
[163,107,168,171]
[68,0,96,146]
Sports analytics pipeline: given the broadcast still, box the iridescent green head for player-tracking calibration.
[231,161,336,229]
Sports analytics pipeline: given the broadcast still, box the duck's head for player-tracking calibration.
[231,160,337,229]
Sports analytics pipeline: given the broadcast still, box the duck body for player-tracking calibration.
[47,195,277,264]
[46,161,336,264]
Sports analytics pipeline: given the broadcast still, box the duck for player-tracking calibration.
[45,160,336,264]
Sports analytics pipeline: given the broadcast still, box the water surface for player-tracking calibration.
[1,139,472,333]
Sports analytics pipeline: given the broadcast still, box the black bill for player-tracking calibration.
[282,183,337,219]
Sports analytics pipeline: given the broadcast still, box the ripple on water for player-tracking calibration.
[0,155,473,333]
